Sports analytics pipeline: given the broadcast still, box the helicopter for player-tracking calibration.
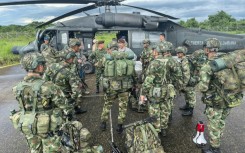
[1,0,245,73]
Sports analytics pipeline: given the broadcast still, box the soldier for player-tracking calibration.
[10,52,71,153]
[59,38,90,95]
[140,39,154,74]
[118,38,137,61]
[89,40,107,93]
[141,42,183,137]
[198,38,243,153]
[176,46,197,116]
[100,49,136,134]
[159,33,166,43]
[43,51,87,114]
[40,35,50,52]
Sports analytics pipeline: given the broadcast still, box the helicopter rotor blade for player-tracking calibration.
[0,0,95,6]
[36,4,97,28]
[121,4,178,20]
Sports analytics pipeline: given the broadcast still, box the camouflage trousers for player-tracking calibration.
[26,134,62,153]
[95,68,103,86]
[182,87,196,108]
[148,99,172,132]
[101,91,129,124]
[205,106,231,148]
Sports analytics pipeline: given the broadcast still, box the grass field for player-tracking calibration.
[0,36,34,66]
[0,32,116,67]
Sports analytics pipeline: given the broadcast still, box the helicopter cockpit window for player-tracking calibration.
[132,31,146,48]
[61,32,68,44]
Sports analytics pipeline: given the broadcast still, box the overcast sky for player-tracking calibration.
[0,0,244,25]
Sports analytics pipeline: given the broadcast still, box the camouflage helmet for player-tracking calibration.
[156,42,174,53]
[175,46,188,54]
[203,38,220,50]
[21,52,45,71]
[69,38,81,47]
[142,39,151,44]
[64,51,76,60]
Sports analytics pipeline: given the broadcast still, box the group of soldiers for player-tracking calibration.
[10,32,243,153]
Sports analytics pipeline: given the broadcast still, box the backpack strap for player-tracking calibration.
[52,65,69,83]
[16,82,26,112]
[32,80,45,113]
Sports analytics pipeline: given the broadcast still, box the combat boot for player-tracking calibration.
[202,146,221,153]
[96,86,100,93]
[116,124,123,134]
[74,106,87,114]
[100,122,106,131]
[179,104,189,110]
[160,129,167,137]
[182,107,193,116]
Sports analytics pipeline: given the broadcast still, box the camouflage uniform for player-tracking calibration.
[43,60,82,109]
[100,50,136,133]
[176,46,196,116]
[140,39,153,71]
[41,46,59,66]
[11,52,69,153]
[198,38,243,152]
[89,47,107,87]
[142,43,183,134]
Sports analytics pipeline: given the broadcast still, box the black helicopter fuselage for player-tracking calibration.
[17,12,245,58]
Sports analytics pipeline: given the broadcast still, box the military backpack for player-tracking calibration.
[210,49,245,107]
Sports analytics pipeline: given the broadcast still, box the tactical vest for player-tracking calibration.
[147,59,176,101]
[10,80,63,135]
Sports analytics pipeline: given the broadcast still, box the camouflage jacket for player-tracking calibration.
[13,75,69,111]
[41,46,59,66]
[197,57,243,108]
[140,46,154,69]
[43,61,82,100]
[142,55,183,96]
[40,43,49,52]
[180,56,191,86]
[89,48,107,67]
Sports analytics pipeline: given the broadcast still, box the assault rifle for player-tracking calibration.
[109,109,121,153]
[123,116,157,129]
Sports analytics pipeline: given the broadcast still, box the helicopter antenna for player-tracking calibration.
[83,11,90,16]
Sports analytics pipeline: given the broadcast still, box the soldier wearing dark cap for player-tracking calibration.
[89,40,107,93]
[40,35,50,52]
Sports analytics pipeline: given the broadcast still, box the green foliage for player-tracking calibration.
[95,32,117,47]
[0,36,34,66]
[178,10,245,33]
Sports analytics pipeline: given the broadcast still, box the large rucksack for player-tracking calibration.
[60,121,103,153]
[10,80,63,135]
[104,52,135,77]
[209,49,245,107]
[124,122,165,153]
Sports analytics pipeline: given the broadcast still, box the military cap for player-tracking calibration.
[118,38,126,44]
[21,52,46,71]
[203,38,220,51]
[97,40,105,44]
[69,38,81,47]
[156,42,174,53]
[44,35,50,40]
[175,46,188,54]
[142,39,151,44]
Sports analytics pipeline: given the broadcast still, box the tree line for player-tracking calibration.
[0,10,244,33]
[178,10,245,33]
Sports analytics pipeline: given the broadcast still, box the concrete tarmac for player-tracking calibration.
[0,65,244,153]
